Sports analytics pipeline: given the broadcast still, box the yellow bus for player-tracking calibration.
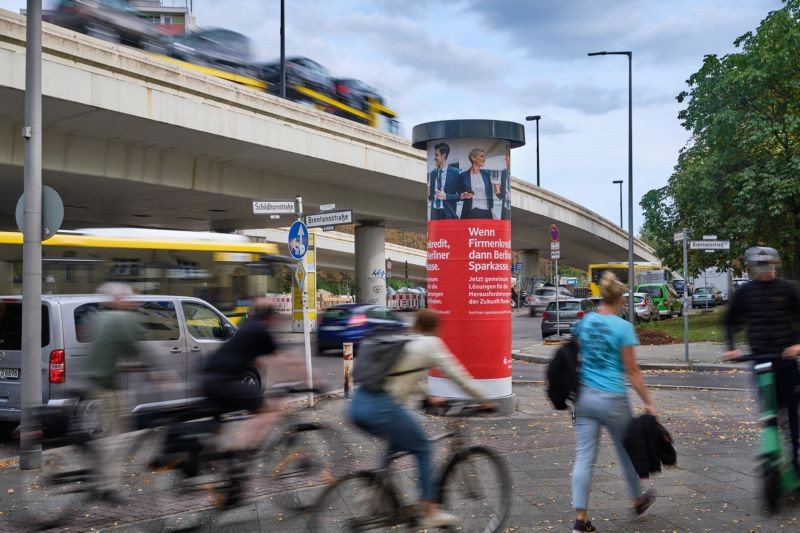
[0,229,283,323]
[587,262,673,296]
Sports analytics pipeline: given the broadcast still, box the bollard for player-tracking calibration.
[343,342,354,399]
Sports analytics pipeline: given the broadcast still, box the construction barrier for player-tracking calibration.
[387,293,426,311]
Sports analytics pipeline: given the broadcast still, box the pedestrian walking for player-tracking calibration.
[570,271,657,532]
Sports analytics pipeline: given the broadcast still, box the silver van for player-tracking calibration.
[0,294,239,424]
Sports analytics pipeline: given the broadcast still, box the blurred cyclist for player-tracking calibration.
[86,282,151,502]
[201,298,304,450]
[723,246,800,471]
[348,309,492,529]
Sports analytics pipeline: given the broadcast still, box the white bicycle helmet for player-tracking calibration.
[744,246,781,276]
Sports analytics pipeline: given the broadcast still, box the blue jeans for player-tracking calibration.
[347,388,434,500]
[571,385,642,510]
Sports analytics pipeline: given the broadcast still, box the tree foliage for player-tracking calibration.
[641,0,800,279]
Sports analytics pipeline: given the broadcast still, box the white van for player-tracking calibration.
[0,295,240,425]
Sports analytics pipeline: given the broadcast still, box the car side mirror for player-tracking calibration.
[220,323,235,339]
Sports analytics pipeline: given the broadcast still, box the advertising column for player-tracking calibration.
[412,120,525,413]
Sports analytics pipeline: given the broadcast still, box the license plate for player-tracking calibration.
[321,325,345,331]
[0,368,20,380]
[555,323,571,329]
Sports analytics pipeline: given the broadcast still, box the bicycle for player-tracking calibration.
[121,382,345,523]
[11,393,128,531]
[310,400,512,532]
[727,352,800,513]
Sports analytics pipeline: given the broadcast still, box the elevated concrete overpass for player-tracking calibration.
[0,9,656,300]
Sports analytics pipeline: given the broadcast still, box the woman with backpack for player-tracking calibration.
[570,271,657,533]
[347,309,491,529]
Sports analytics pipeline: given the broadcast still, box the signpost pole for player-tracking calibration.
[682,229,689,363]
[293,196,314,407]
[21,0,43,470]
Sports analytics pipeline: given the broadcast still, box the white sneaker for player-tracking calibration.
[418,509,458,528]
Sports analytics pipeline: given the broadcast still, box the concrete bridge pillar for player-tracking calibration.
[355,221,387,306]
[520,249,540,291]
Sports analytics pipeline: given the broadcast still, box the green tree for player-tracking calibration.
[641,0,800,279]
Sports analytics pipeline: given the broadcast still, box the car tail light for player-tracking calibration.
[348,313,367,327]
[576,311,585,318]
[336,84,350,94]
[49,350,65,384]
[542,311,549,321]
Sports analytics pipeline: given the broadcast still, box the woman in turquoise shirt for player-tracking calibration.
[570,272,657,533]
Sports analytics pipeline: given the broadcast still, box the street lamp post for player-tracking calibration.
[613,179,623,228]
[589,50,634,323]
[525,115,541,187]
[279,0,286,99]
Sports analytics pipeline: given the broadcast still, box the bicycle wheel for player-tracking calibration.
[253,422,345,511]
[437,446,512,533]
[16,439,97,530]
[310,471,400,532]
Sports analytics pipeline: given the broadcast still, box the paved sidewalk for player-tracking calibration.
[1,382,799,532]
[513,341,740,371]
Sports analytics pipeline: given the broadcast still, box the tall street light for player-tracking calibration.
[613,179,623,228]
[525,115,541,187]
[589,50,634,323]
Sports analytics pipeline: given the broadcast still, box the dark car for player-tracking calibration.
[259,56,336,98]
[46,0,166,51]
[316,304,406,355]
[168,28,256,77]
[671,279,692,297]
[541,298,597,338]
[333,78,383,112]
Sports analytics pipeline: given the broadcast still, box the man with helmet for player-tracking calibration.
[723,246,800,470]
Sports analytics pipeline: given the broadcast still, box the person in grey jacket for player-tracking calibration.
[347,309,491,528]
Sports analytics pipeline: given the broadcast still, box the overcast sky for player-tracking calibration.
[10,0,784,236]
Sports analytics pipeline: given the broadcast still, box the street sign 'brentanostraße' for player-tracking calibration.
[305,209,353,228]
[689,240,730,250]
[253,201,295,215]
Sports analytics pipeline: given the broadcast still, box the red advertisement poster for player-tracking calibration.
[427,219,512,394]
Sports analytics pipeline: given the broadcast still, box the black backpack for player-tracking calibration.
[353,328,416,392]
[546,338,579,410]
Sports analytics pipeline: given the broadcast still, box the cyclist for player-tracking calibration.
[85,282,154,502]
[347,309,492,529]
[201,298,304,451]
[723,246,800,471]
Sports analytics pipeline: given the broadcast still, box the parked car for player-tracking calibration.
[622,292,660,323]
[540,298,597,338]
[258,56,336,98]
[635,283,683,318]
[168,28,256,77]
[586,296,625,318]
[528,286,572,316]
[45,0,167,51]
[0,294,237,425]
[316,304,406,356]
[671,279,692,297]
[333,78,384,112]
[692,286,723,308]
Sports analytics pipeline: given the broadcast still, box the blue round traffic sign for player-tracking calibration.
[288,220,309,260]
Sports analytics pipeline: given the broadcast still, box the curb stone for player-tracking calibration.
[511,350,740,372]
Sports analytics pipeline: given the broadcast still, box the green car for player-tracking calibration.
[635,283,683,319]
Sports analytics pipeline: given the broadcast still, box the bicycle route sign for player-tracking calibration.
[288,220,309,260]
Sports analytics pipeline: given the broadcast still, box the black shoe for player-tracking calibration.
[572,519,597,532]
[634,488,657,519]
